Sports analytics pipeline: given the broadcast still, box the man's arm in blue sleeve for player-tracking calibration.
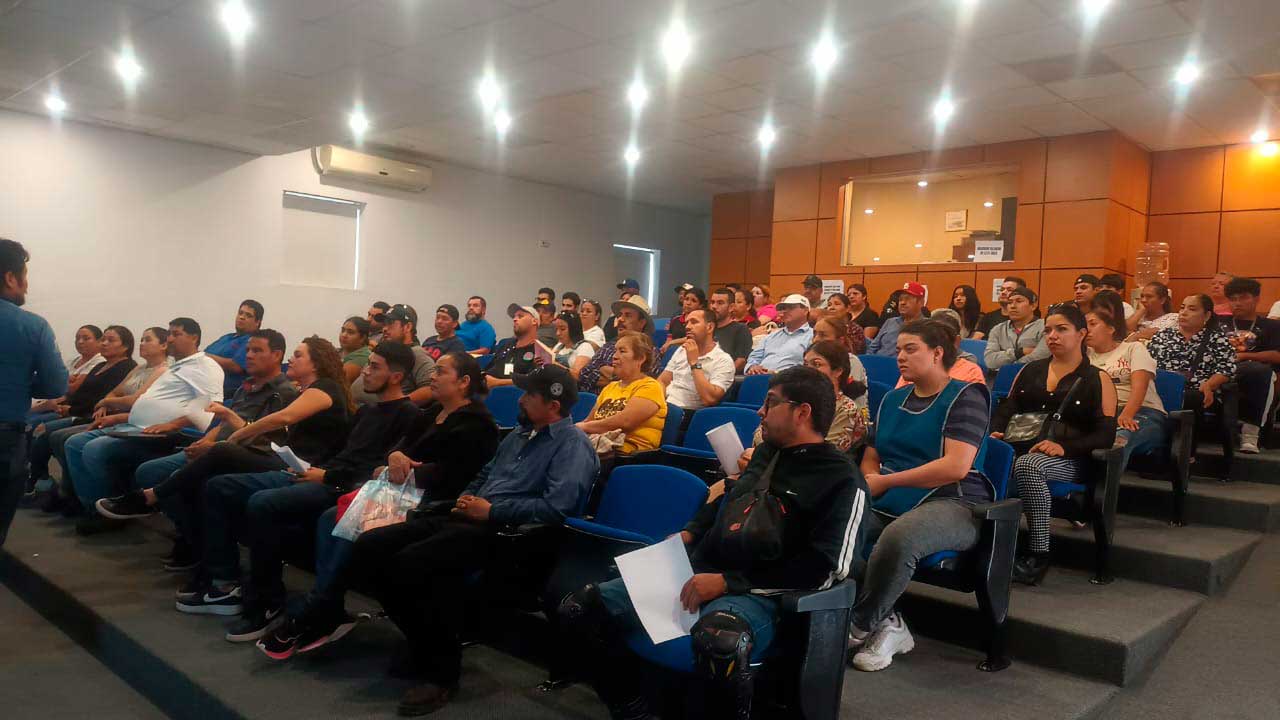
[31,318,68,399]
[488,436,598,526]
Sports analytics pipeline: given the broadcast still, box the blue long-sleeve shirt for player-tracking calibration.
[463,415,598,526]
[746,324,814,371]
[0,298,69,423]
[457,318,497,353]
[867,316,905,356]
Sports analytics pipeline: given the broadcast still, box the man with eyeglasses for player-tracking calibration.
[367,301,391,346]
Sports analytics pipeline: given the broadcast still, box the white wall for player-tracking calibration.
[0,109,709,354]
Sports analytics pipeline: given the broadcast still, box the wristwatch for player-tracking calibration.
[691,362,703,371]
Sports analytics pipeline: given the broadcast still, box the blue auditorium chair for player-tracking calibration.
[475,354,493,370]
[857,354,900,386]
[1049,445,1125,584]
[1126,371,1195,525]
[720,373,769,410]
[632,406,760,484]
[960,338,988,373]
[990,364,1021,409]
[485,385,523,429]
[867,380,891,421]
[656,343,679,372]
[571,392,597,423]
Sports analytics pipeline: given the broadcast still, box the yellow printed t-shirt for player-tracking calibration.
[591,376,668,454]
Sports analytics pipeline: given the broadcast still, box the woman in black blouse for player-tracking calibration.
[991,304,1117,586]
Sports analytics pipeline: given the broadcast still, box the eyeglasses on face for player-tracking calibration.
[762,394,801,411]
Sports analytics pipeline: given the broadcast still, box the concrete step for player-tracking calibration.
[1194,445,1280,485]
[1119,475,1280,533]
[1049,514,1261,595]
[900,568,1204,687]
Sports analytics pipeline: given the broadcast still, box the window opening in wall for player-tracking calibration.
[612,244,661,315]
[281,190,366,290]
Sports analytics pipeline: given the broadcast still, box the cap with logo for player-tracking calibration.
[436,304,460,327]
[673,282,694,292]
[513,364,578,412]
[802,274,823,289]
[507,303,541,327]
[532,300,556,315]
[616,278,641,291]
[1074,273,1100,287]
[1008,287,1038,304]
[774,293,811,310]
[901,281,927,298]
[384,303,418,326]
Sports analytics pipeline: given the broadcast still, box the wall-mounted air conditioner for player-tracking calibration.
[311,145,431,192]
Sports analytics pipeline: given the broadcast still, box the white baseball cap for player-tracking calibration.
[775,294,811,310]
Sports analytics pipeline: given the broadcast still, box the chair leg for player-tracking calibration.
[1090,516,1114,585]
[796,608,851,720]
[974,583,1011,672]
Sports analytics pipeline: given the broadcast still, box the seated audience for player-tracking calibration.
[605,279,640,341]
[561,291,581,313]
[1073,274,1100,313]
[355,364,596,717]
[802,274,826,317]
[815,313,867,358]
[338,316,372,385]
[880,289,905,324]
[812,315,869,393]
[662,287,707,354]
[485,305,541,387]
[867,282,928,356]
[984,287,1048,370]
[62,318,224,534]
[802,340,868,451]
[847,283,880,340]
[1098,274,1136,317]
[535,300,559,347]
[422,304,467,361]
[579,299,606,349]
[1208,272,1233,317]
[824,292,852,322]
[673,282,693,311]
[579,332,667,455]
[1147,294,1236,423]
[257,352,500,660]
[1223,277,1280,454]
[974,277,1028,339]
[659,309,735,412]
[745,295,814,375]
[849,319,993,671]
[551,311,595,380]
[708,288,752,372]
[457,296,496,355]
[751,284,777,323]
[579,296,650,392]
[205,299,264,398]
[732,288,760,329]
[559,366,868,718]
[367,301,391,345]
[896,311,985,387]
[186,342,420,638]
[537,287,557,306]
[1085,305,1168,468]
[28,325,104,424]
[351,304,436,407]
[948,285,982,338]
[1126,281,1179,341]
[991,304,1116,586]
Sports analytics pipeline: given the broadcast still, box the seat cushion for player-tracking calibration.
[627,632,695,673]
[564,518,654,546]
[919,550,959,569]
[1048,481,1088,498]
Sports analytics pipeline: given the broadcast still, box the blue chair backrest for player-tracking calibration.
[657,344,679,372]
[981,437,1015,501]
[858,354,901,385]
[661,405,685,447]
[485,385,523,428]
[653,317,670,332]
[475,354,493,370]
[1154,370,1186,413]
[652,329,669,348]
[682,406,760,453]
[961,339,988,372]
[734,374,770,408]
[867,380,891,421]
[572,392,597,423]
[595,465,708,540]
[992,364,1021,397]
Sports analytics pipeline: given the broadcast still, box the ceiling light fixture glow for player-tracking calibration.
[917,180,928,188]
[1081,0,1111,19]
[864,208,874,215]
[348,109,369,136]
[810,33,838,76]
[1173,61,1200,86]
[114,52,143,84]
[756,122,777,149]
[623,144,641,166]
[872,257,881,262]
[983,200,994,207]
[44,94,67,114]
[1250,129,1269,144]
[1262,142,1279,157]
[627,78,649,112]
[477,74,502,112]
[493,108,512,135]
[914,243,924,248]
[932,96,955,124]
[220,1,253,39]
[661,20,692,71]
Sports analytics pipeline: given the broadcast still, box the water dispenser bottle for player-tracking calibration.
[1134,241,1170,302]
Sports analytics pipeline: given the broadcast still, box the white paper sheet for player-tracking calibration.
[271,442,311,473]
[705,421,745,476]
[615,535,699,644]
[184,394,215,433]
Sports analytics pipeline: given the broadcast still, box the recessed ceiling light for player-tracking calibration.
[626,78,649,112]
[810,33,838,76]
[1251,129,1269,144]
[872,257,880,262]
[983,200,994,208]
[757,122,777,149]
[661,20,692,72]
[1173,61,1200,86]
[493,108,512,135]
[477,74,502,112]
[967,253,976,259]
[1262,142,1279,157]
[1081,0,1111,19]
[348,109,369,136]
[44,94,67,114]
[220,1,252,40]
[932,96,955,124]
[917,180,928,188]
[114,52,143,84]
[623,144,641,166]
[864,208,874,215]
[914,243,923,248]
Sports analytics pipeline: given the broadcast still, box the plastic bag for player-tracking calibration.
[331,469,423,541]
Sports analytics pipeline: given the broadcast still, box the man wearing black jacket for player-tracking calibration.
[559,366,870,720]
[189,342,420,641]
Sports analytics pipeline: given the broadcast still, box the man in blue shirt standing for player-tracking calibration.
[457,295,497,355]
[745,294,815,374]
[868,282,928,356]
[205,299,263,398]
[0,238,68,547]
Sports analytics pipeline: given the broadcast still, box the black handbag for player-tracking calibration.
[710,452,786,563]
[1004,377,1082,444]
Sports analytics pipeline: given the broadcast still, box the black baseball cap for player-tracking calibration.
[384,303,418,326]
[436,304,460,327]
[533,299,555,314]
[674,282,694,292]
[617,278,641,291]
[513,364,578,412]
[1074,273,1100,287]
[803,274,823,289]
[1099,273,1125,290]
[1008,287,1038,304]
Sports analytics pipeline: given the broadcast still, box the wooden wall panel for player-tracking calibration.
[744,236,773,285]
[1222,143,1280,211]
[748,190,774,236]
[709,237,747,284]
[1046,132,1113,202]
[1008,203,1044,270]
[1149,146,1224,215]
[1104,201,1130,273]
[1219,210,1280,277]
[769,220,818,275]
[1110,134,1151,213]
[772,165,821,221]
[814,218,845,275]
[711,192,750,238]
[984,139,1048,204]
[769,274,812,297]
[1165,278,1210,307]
[818,159,868,219]
[863,272,918,310]
[1147,213,1220,278]
[918,269,979,307]
[1042,199,1110,268]
[1041,268,1109,306]
[928,146,985,169]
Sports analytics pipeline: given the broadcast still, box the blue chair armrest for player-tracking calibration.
[779,579,857,614]
[563,517,655,546]
[717,402,759,411]
[971,497,1022,522]
[658,445,719,460]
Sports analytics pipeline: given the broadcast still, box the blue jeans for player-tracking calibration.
[65,425,174,510]
[203,470,297,586]
[242,479,338,611]
[294,505,354,620]
[28,417,85,486]
[1117,406,1171,469]
[25,410,61,431]
[597,576,780,665]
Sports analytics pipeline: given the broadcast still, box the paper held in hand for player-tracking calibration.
[615,535,699,644]
[271,442,311,473]
[184,394,215,433]
[705,421,745,476]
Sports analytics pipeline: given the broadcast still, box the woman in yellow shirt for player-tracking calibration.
[577,331,667,454]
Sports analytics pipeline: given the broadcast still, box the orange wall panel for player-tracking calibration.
[1041,268,1108,306]
[709,238,747,284]
[1042,199,1110,268]
[1219,210,1280,277]
[1149,146,1224,215]
[711,192,751,238]
[1124,209,1147,277]
[1104,201,1130,272]
[748,190,774,236]
[769,220,818,275]
[814,218,846,275]
[984,139,1048,204]
[818,159,869,219]
[770,274,811,297]
[772,165,821,221]
[1165,278,1211,307]
[928,146,985,169]
[1146,213,1220,278]
[870,152,926,175]
[1222,143,1280,211]
[1008,203,1044,270]
[1110,135,1151,213]
[1046,132,1113,202]
[918,269,978,306]
[744,236,773,285]
[863,272,918,309]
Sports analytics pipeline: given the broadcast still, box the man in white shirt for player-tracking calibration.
[746,295,815,373]
[660,308,736,411]
[62,317,224,534]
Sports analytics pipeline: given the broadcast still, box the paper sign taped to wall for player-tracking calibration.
[974,240,1004,262]
[992,278,1004,302]
[821,279,844,301]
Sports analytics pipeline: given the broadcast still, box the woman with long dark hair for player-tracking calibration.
[949,285,982,339]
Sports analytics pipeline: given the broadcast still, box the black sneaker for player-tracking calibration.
[175,577,206,604]
[95,491,155,520]
[75,514,124,536]
[297,611,367,655]
[257,615,308,660]
[176,584,243,616]
[225,606,282,643]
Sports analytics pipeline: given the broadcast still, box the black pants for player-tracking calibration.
[1235,360,1277,427]
[352,515,494,688]
[0,427,26,548]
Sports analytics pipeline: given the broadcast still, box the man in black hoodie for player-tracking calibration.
[559,366,870,720]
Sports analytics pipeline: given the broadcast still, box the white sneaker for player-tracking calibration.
[852,613,914,672]
[847,624,870,651]
[1240,425,1260,454]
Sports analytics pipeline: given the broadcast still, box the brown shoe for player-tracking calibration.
[397,683,455,717]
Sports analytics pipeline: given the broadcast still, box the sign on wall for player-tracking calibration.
[821,279,844,301]
[991,277,1004,302]
[974,239,1004,263]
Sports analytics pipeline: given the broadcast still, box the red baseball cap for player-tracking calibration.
[902,281,926,298]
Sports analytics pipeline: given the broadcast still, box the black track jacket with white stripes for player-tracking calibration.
[684,441,870,596]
